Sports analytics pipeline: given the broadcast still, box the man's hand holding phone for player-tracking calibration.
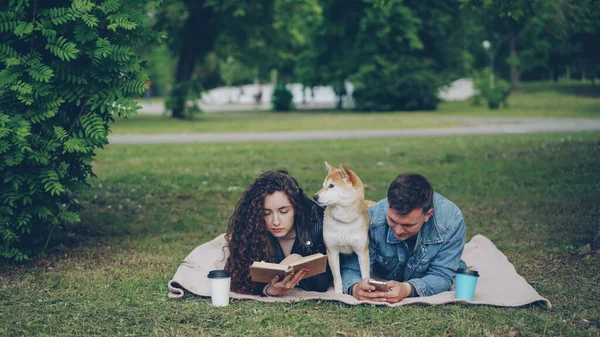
[367,279,390,292]
[351,278,413,303]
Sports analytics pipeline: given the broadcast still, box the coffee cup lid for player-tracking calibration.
[457,268,479,277]
[207,270,232,279]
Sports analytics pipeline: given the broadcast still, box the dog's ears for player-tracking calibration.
[339,164,349,180]
[340,164,362,188]
[325,161,336,173]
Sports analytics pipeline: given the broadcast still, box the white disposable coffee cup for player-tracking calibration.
[207,270,232,306]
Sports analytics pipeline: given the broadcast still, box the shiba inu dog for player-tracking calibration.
[313,162,374,293]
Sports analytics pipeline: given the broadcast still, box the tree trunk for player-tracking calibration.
[580,60,586,80]
[565,65,571,82]
[508,24,520,90]
[592,210,600,250]
[335,79,345,110]
[172,50,198,119]
[170,1,216,119]
[551,67,559,82]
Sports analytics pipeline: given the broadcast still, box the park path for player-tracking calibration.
[108,117,600,145]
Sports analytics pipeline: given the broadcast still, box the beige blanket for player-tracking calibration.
[167,234,551,308]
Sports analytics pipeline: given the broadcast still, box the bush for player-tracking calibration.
[352,56,441,111]
[271,85,294,111]
[0,0,159,260]
[486,80,510,109]
[472,68,510,109]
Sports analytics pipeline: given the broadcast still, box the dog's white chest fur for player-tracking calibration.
[322,206,369,254]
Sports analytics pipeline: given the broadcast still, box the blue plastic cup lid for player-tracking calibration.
[207,270,232,279]
[457,268,479,277]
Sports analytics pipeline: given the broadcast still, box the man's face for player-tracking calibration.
[386,204,433,241]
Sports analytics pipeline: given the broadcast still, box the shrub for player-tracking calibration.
[271,85,294,111]
[486,80,510,109]
[0,0,159,260]
[352,56,441,111]
[472,68,510,109]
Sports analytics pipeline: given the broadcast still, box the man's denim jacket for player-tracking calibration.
[341,192,467,297]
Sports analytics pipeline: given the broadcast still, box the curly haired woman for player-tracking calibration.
[224,170,332,296]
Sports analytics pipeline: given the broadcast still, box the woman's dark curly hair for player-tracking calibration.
[224,170,311,294]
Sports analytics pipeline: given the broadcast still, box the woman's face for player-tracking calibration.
[263,191,296,239]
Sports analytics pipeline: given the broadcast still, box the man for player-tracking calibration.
[342,173,467,303]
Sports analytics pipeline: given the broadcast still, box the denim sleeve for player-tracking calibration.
[341,237,377,294]
[407,215,466,297]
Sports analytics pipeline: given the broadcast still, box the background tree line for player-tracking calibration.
[1,0,598,260]
[145,0,600,117]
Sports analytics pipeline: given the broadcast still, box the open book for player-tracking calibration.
[250,253,327,283]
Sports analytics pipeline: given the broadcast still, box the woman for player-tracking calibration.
[224,170,332,296]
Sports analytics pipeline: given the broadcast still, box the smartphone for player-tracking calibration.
[367,279,390,292]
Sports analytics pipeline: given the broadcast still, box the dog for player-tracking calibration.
[313,162,375,293]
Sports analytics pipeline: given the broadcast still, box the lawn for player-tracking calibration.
[111,81,600,135]
[1,132,599,336]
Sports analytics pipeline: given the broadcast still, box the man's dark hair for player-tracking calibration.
[387,173,434,215]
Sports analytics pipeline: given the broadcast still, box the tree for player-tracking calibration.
[463,0,600,86]
[462,0,554,90]
[593,210,600,251]
[298,0,468,111]
[155,0,321,118]
[296,0,365,109]
[565,0,600,85]
[352,0,468,111]
[154,0,216,118]
[0,0,159,260]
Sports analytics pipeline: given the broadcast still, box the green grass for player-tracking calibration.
[2,132,599,336]
[440,81,600,118]
[110,111,465,134]
[114,81,600,134]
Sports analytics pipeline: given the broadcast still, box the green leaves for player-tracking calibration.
[1,0,160,260]
[46,7,77,25]
[82,13,99,28]
[10,80,34,105]
[107,17,138,31]
[46,36,80,61]
[53,126,68,141]
[41,170,65,196]
[63,137,90,154]
[0,43,19,60]
[27,61,55,83]
[80,114,108,140]
[0,18,18,34]
[13,21,33,37]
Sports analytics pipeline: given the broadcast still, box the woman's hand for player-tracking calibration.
[265,268,309,296]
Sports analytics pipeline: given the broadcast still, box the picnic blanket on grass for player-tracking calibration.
[167,234,551,308]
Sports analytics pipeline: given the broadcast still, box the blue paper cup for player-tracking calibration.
[455,269,479,301]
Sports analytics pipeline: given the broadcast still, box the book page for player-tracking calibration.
[280,253,304,265]
[289,253,326,268]
[251,261,290,272]
[288,253,327,279]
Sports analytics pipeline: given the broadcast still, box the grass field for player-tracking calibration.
[1,131,599,336]
[111,81,600,135]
